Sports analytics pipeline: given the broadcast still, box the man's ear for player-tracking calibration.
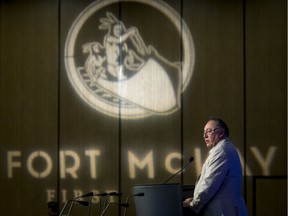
[219,128,225,138]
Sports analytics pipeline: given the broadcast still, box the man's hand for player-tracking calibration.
[183,198,193,207]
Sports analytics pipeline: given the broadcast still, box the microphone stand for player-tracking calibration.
[59,200,72,216]
[123,193,144,216]
[163,156,194,184]
[59,200,89,216]
[96,193,108,216]
[85,192,108,216]
[67,200,89,216]
[102,192,113,211]
[100,202,129,216]
[102,192,122,212]
[87,196,92,216]
[59,192,93,216]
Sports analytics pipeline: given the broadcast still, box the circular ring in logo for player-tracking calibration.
[65,0,195,119]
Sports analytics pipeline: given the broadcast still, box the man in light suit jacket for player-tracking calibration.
[183,117,248,216]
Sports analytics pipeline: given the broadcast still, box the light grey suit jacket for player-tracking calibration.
[190,138,248,216]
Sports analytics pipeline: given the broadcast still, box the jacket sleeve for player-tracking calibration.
[190,148,230,213]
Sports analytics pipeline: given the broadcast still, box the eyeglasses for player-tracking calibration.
[203,128,220,136]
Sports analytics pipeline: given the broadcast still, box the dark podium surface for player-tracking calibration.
[133,184,196,216]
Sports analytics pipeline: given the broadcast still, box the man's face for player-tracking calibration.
[203,120,224,148]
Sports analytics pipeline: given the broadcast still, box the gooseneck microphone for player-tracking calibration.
[80,192,95,198]
[66,192,93,216]
[163,156,194,184]
[86,192,108,216]
[103,192,122,209]
[123,192,145,216]
[100,192,122,216]
[59,192,93,216]
[97,193,108,216]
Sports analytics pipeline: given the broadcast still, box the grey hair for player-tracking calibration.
[206,117,230,137]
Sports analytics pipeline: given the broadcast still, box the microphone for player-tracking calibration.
[96,192,108,196]
[123,193,145,216]
[64,192,93,216]
[103,192,122,209]
[75,200,89,206]
[67,199,90,216]
[100,192,122,216]
[87,192,108,216]
[77,192,94,198]
[100,202,129,216]
[87,193,106,216]
[94,192,108,216]
[59,199,90,216]
[124,192,144,205]
[108,192,122,196]
[95,193,108,216]
[163,156,194,184]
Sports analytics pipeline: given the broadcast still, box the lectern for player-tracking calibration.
[133,184,183,216]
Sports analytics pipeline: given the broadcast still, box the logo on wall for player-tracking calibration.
[65,0,195,119]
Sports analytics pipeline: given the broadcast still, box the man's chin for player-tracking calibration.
[206,143,212,148]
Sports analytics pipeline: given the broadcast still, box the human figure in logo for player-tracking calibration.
[80,12,182,113]
[83,12,148,82]
[103,21,134,80]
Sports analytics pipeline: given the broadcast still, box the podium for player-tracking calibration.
[133,184,194,216]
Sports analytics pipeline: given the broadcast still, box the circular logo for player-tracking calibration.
[65,0,195,119]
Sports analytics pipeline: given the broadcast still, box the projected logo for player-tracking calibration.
[65,0,195,119]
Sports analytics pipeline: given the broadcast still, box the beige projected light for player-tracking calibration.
[65,0,195,119]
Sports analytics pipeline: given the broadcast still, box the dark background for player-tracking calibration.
[0,0,286,215]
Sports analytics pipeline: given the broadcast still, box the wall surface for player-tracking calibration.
[0,0,286,215]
